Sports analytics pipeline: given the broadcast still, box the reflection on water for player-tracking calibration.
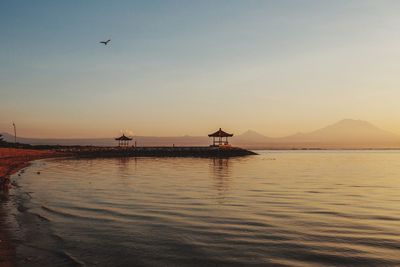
[210,158,232,202]
[9,151,400,266]
[116,157,137,171]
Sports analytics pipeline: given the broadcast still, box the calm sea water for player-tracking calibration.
[7,151,400,266]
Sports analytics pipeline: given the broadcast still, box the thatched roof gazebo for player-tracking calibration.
[115,134,132,147]
[208,128,233,147]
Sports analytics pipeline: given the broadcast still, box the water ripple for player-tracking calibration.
[13,151,400,266]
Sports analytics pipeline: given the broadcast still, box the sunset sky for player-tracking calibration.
[1,1,400,138]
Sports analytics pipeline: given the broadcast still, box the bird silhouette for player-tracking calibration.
[100,39,111,45]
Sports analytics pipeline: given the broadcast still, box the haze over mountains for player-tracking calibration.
[234,119,400,148]
[2,119,400,149]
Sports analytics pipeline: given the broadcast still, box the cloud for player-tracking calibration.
[120,129,134,136]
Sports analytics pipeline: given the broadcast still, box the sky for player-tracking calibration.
[1,0,400,138]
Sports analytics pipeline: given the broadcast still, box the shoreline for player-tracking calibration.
[0,148,63,267]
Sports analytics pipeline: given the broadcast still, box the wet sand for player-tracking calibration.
[0,148,62,267]
[0,208,15,267]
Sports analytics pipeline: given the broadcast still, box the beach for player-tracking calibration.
[0,148,61,267]
[0,148,61,178]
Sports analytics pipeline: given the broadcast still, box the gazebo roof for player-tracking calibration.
[115,134,132,141]
[208,128,233,137]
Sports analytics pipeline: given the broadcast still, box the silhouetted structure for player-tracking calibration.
[13,122,17,144]
[208,128,233,147]
[115,134,132,147]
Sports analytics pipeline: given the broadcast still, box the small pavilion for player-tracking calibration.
[208,128,233,147]
[115,134,132,147]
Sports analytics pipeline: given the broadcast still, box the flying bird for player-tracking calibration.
[100,39,111,45]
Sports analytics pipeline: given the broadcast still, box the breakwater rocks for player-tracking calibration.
[66,146,257,158]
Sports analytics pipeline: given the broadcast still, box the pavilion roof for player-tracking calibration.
[208,128,233,137]
[115,134,132,141]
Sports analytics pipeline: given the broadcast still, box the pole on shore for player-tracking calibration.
[12,122,16,144]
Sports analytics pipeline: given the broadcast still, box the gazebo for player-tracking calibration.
[115,134,132,147]
[208,128,233,147]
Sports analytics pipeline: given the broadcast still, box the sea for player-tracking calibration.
[2,150,400,266]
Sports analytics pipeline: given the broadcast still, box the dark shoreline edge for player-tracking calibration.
[0,203,15,267]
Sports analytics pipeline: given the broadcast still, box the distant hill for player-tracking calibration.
[230,119,400,148]
[234,130,271,142]
[3,119,400,149]
[232,130,273,147]
[273,119,400,148]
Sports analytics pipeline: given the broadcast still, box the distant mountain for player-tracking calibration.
[239,130,268,139]
[2,119,400,148]
[234,130,270,142]
[229,119,400,148]
[273,119,400,148]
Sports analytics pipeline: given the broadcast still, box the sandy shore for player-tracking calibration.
[0,148,62,267]
[0,148,61,178]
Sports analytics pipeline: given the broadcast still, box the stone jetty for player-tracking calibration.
[66,146,257,158]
